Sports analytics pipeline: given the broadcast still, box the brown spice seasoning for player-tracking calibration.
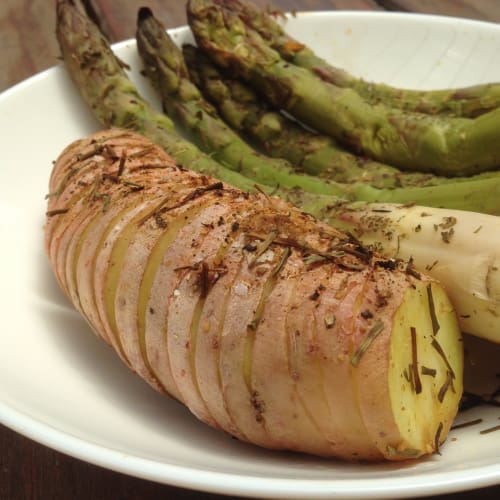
[374,287,392,308]
[360,309,373,319]
[441,228,454,244]
[250,390,266,423]
[154,213,167,229]
[375,259,398,271]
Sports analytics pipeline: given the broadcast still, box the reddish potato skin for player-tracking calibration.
[45,129,461,461]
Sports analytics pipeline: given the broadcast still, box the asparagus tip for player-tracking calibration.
[137,6,153,23]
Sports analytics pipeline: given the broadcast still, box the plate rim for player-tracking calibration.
[1,9,500,498]
[2,398,500,499]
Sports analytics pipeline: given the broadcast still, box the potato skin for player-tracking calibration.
[45,129,462,460]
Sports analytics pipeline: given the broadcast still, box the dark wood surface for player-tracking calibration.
[1,1,500,498]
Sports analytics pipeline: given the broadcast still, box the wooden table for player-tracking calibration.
[1,1,500,498]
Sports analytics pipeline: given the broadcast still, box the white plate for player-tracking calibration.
[1,10,500,500]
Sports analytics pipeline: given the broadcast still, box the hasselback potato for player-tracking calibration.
[45,129,463,461]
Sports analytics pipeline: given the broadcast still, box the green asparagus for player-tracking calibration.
[187,0,500,177]
[136,8,500,213]
[184,43,500,196]
[182,43,419,188]
[135,6,353,196]
[221,0,500,118]
[56,0,500,216]
[56,0,363,207]
[56,0,257,191]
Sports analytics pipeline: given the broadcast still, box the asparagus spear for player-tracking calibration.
[136,8,500,214]
[56,1,369,210]
[184,43,500,195]
[52,0,388,205]
[187,0,500,177]
[56,0,500,216]
[135,6,353,197]
[182,43,419,188]
[221,0,500,118]
[56,0,257,191]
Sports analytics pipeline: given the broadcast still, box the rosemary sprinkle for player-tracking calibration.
[351,320,384,367]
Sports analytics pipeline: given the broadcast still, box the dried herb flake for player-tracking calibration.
[450,418,483,431]
[426,283,440,335]
[480,424,500,435]
[410,327,422,394]
[434,422,444,455]
[351,320,384,367]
